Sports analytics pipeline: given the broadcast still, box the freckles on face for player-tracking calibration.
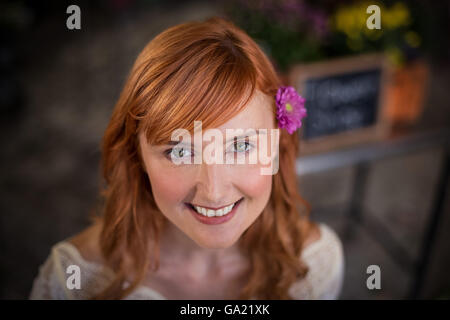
[148,168,188,212]
[232,164,272,204]
[138,90,276,249]
[139,137,194,217]
[229,164,273,231]
[147,162,189,206]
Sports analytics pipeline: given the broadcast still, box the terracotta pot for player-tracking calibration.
[384,59,429,126]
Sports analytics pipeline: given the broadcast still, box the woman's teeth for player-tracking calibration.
[193,202,236,217]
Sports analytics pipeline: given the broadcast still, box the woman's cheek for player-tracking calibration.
[232,164,273,198]
[147,163,192,205]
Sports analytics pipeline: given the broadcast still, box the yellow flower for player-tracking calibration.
[386,47,404,66]
[347,37,364,51]
[405,31,421,48]
[383,2,411,29]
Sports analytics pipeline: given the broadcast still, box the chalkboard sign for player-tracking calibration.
[289,54,391,155]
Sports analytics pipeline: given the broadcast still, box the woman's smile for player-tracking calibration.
[185,197,244,225]
[139,89,275,249]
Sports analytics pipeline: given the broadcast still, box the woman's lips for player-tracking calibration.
[186,198,243,225]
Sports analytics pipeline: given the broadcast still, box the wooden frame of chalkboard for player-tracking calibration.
[289,53,392,156]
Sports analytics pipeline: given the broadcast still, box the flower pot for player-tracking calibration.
[384,59,429,127]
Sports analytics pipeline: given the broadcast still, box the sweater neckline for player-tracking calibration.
[58,223,329,299]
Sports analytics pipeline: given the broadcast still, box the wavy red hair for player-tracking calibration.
[93,17,313,299]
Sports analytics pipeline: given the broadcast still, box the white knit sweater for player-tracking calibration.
[29,223,344,300]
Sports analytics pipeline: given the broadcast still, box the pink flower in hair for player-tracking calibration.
[275,86,307,134]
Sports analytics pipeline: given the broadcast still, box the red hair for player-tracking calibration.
[93,17,313,299]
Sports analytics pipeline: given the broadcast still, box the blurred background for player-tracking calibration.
[1,0,449,299]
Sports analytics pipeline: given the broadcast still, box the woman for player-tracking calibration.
[30,17,344,300]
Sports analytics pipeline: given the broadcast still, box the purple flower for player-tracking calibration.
[275,86,307,134]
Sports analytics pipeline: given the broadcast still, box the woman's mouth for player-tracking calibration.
[185,198,244,225]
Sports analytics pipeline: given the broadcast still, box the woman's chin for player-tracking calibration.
[192,234,240,250]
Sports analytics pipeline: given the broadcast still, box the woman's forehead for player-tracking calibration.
[139,90,275,147]
[215,90,274,131]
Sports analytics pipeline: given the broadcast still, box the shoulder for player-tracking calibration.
[29,222,113,300]
[67,220,105,265]
[302,223,344,258]
[302,221,322,249]
[289,223,345,300]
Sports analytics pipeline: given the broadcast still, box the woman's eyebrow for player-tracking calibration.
[163,129,268,146]
[165,140,193,146]
[225,129,267,143]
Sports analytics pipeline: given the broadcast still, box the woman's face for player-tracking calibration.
[138,90,278,249]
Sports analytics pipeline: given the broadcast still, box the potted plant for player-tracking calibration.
[226,0,430,127]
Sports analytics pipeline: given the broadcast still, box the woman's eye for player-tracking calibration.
[165,146,192,160]
[233,141,252,153]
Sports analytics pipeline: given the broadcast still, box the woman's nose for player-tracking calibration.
[194,162,229,205]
